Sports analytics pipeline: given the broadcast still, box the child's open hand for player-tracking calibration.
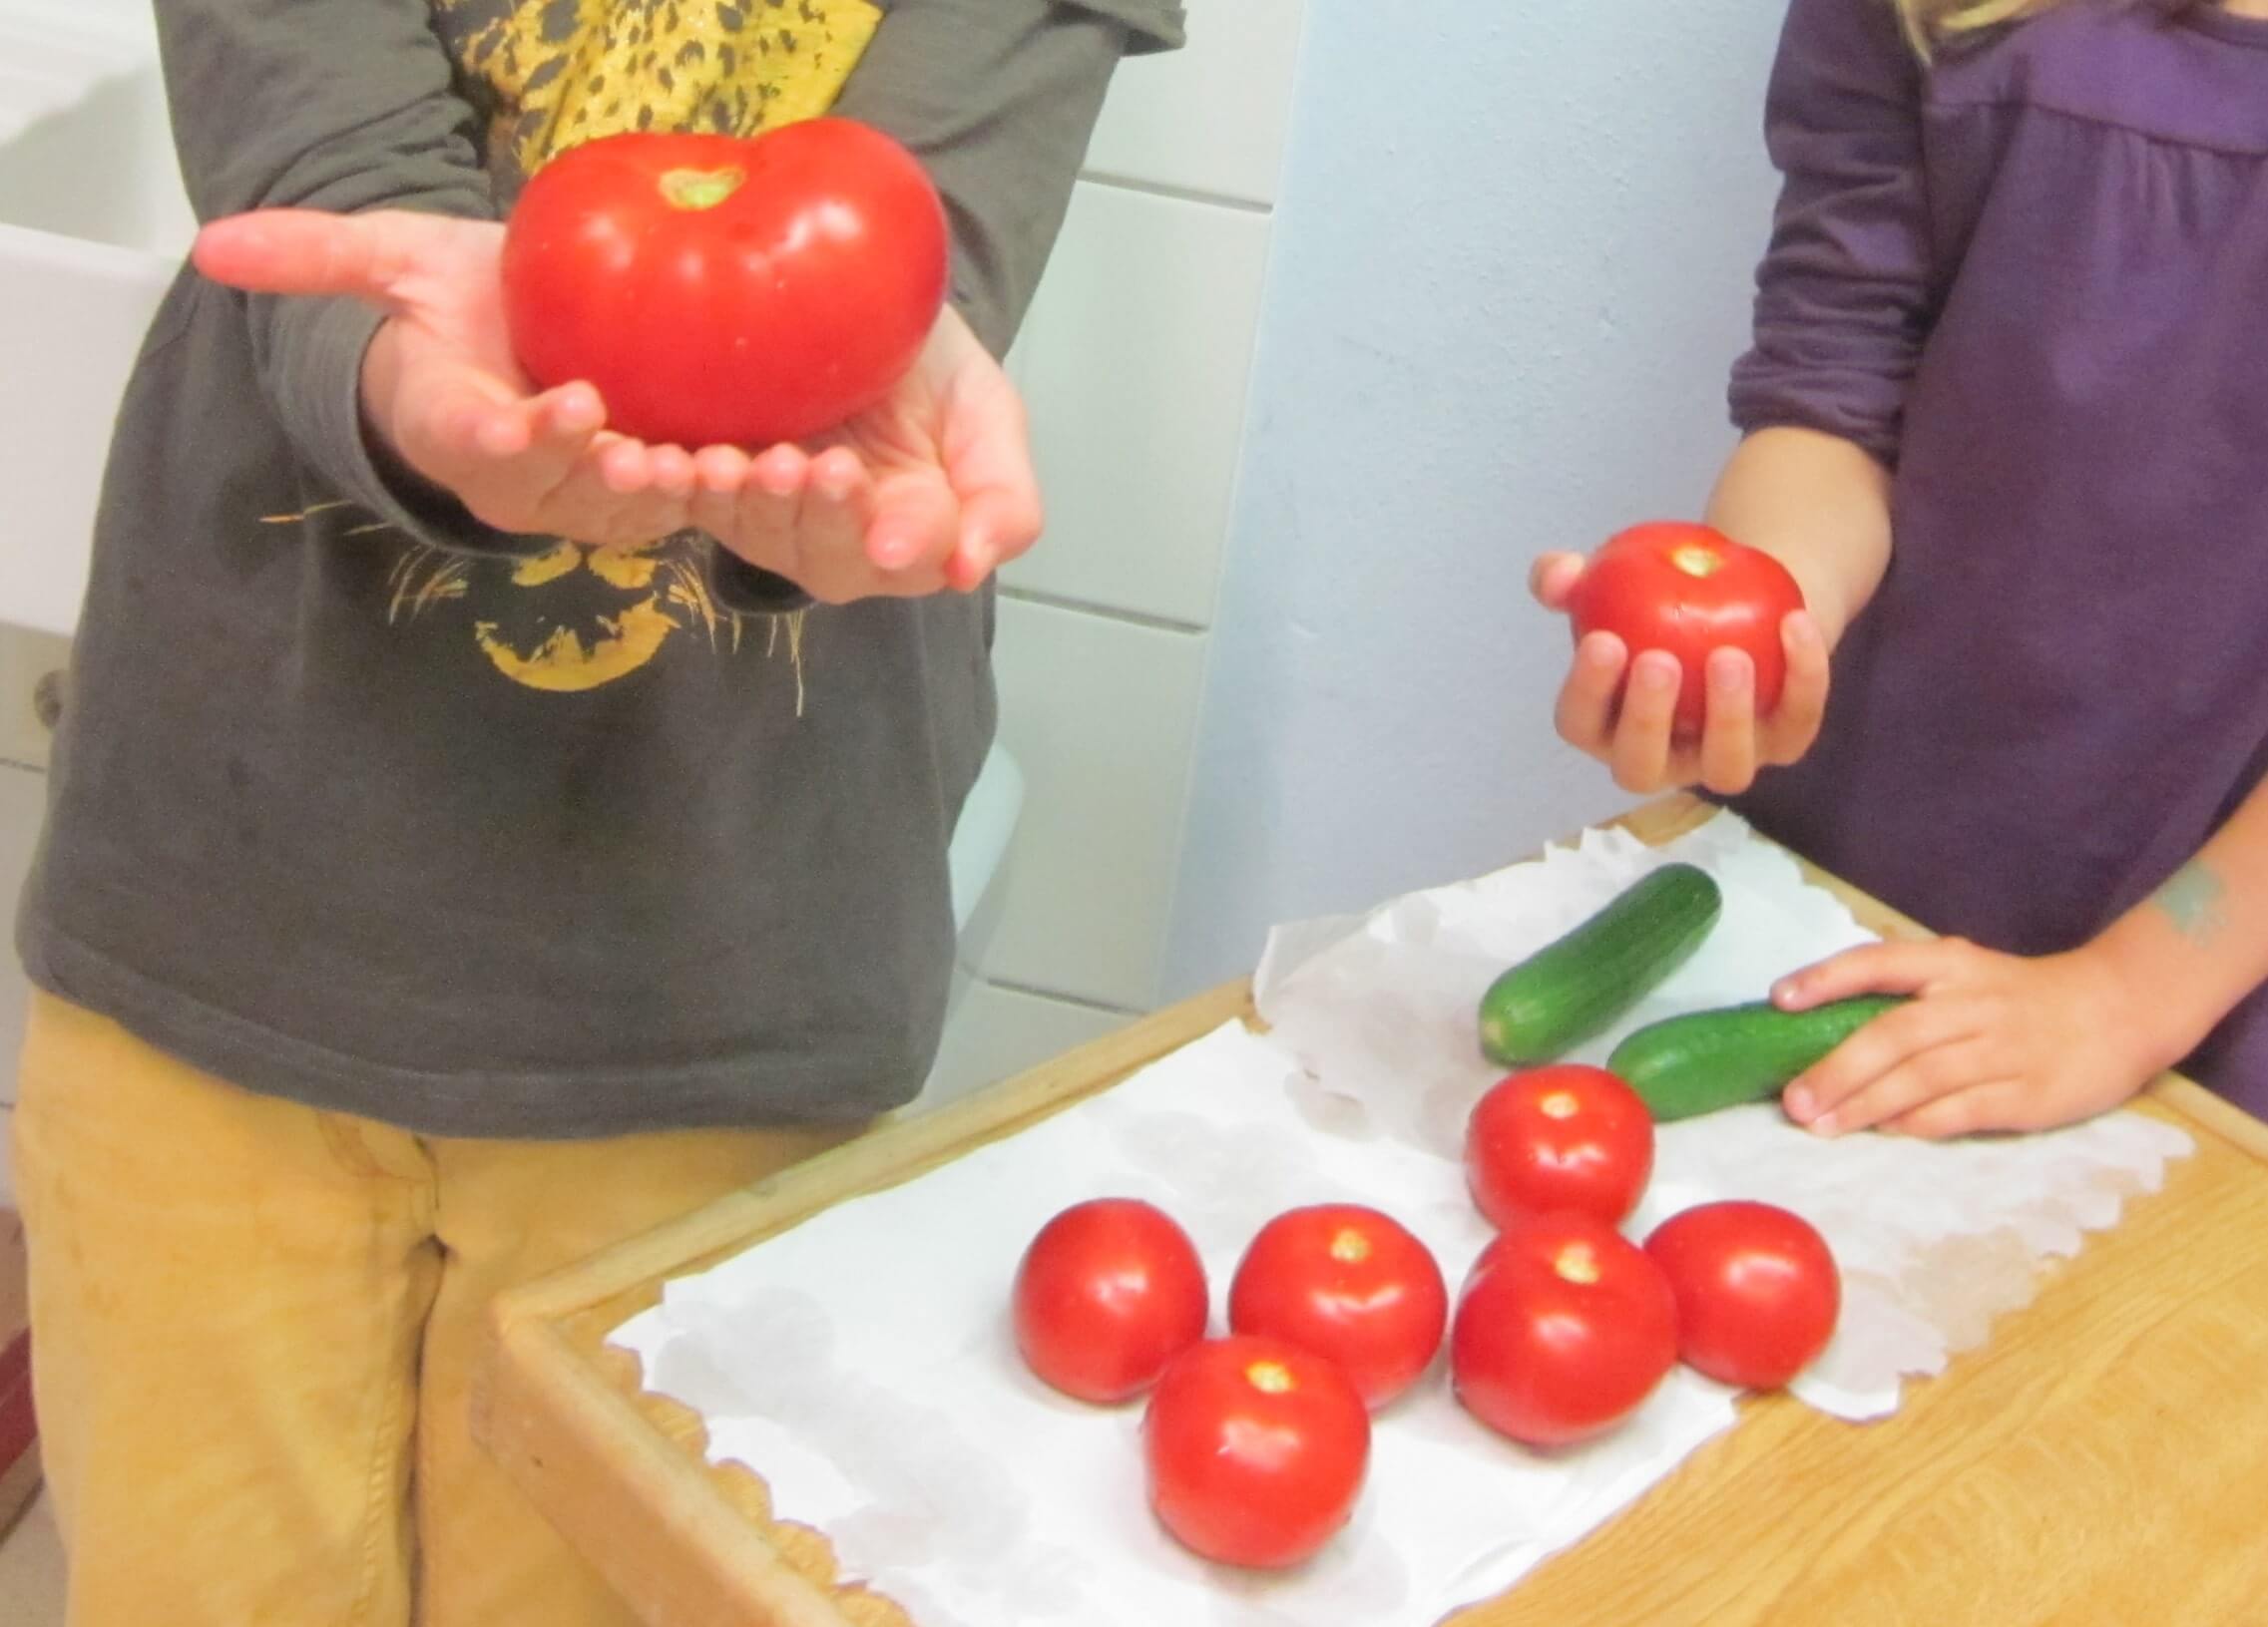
[195,207,696,551]
[686,304,1043,603]
[1768,939,2160,1138]
[1530,550,1832,795]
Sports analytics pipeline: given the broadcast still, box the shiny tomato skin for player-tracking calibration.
[1466,1065,1655,1231]
[1226,1204,1450,1409]
[1644,1200,1841,1390]
[1451,1212,1679,1447]
[1566,522,1807,735]
[1142,1335,1372,1570]
[501,120,948,449]
[1012,1199,1209,1405]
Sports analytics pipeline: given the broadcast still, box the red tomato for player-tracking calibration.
[1466,1065,1655,1231]
[1226,1204,1449,1409]
[1644,1200,1841,1390]
[1012,1199,1209,1405]
[1566,522,1807,735]
[1142,1335,1372,1569]
[1451,1212,1678,1447]
[501,120,949,449]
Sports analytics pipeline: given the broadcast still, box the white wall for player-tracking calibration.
[1159,0,1788,997]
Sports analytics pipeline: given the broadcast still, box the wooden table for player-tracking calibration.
[476,796,2268,1626]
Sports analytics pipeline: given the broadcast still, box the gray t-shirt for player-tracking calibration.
[18,0,1182,1139]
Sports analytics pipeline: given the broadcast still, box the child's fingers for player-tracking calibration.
[1763,610,1831,762]
[494,384,606,492]
[1529,552,1586,610]
[598,435,664,496]
[523,454,677,547]
[1790,1030,1997,1136]
[943,489,1011,592]
[394,357,527,484]
[942,476,1044,589]
[1771,939,1958,1010]
[722,446,815,578]
[793,450,877,602]
[648,444,698,502]
[688,446,754,542]
[193,207,422,308]
[867,474,958,576]
[1555,630,1626,752]
[1608,650,1682,791]
[1697,647,1760,794]
[1880,1078,2032,1139]
[1778,990,1978,1125]
[939,383,1043,573]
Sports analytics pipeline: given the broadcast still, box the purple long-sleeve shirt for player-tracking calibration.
[1723,0,2268,1118]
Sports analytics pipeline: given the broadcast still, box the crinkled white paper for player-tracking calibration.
[614,810,2191,1624]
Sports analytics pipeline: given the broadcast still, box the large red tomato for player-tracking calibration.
[1226,1204,1449,1409]
[1451,1212,1678,1447]
[1566,522,1807,735]
[1012,1199,1209,1405]
[1142,1335,1372,1569]
[1644,1200,1841,1390]
[1466,1065,1655,1231]
[501,120,948,449]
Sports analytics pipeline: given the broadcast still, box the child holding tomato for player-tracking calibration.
[9,1,1183,1623]
[1534,0,2268,1140]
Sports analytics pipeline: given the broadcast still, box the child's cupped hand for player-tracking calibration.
[1529,551,1832,795]
[193,208,1040,599]
[683,303,1041,602]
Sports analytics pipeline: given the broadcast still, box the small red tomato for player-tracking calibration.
[1466,1065,1655,1230]
[1566,521,1807,735]
[1142,1335,1372,1569]
[1012,1199,1209,1405]
[502,120,949,449]
[1451,1212,1679,1447]
[1227,1204,1449,1409]
[1644,1200,1841,1390]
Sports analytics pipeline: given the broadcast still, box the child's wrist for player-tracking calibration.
[2078,916,2223,1081]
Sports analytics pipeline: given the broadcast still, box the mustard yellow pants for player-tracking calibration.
[9,993,858,1626]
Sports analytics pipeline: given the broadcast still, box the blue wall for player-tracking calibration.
[1164,0,1790,993]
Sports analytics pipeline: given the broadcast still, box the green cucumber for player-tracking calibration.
[1478,862,1723,1066]
[1607,995,1909,1122]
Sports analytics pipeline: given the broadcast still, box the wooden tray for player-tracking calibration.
[476,796,2268,1626]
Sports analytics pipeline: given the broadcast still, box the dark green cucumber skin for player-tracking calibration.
[1478,863,1723,1066]
[1607,995,1909,1122]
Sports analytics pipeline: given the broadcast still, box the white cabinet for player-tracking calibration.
[1084,0,1305,207]
[1005,182,1272,629]
[931,3,1307,1096]
[0,222,173,638]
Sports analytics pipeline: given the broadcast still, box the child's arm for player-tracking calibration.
[1534,0,1932,795]
[1774,776,2268,1138]
[1701,426,1893,650]
[161,0,694,555]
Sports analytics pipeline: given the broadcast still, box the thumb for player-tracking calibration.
[939,381,1042,590]
[1529,551,1587,610]
[192,207,442,312]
